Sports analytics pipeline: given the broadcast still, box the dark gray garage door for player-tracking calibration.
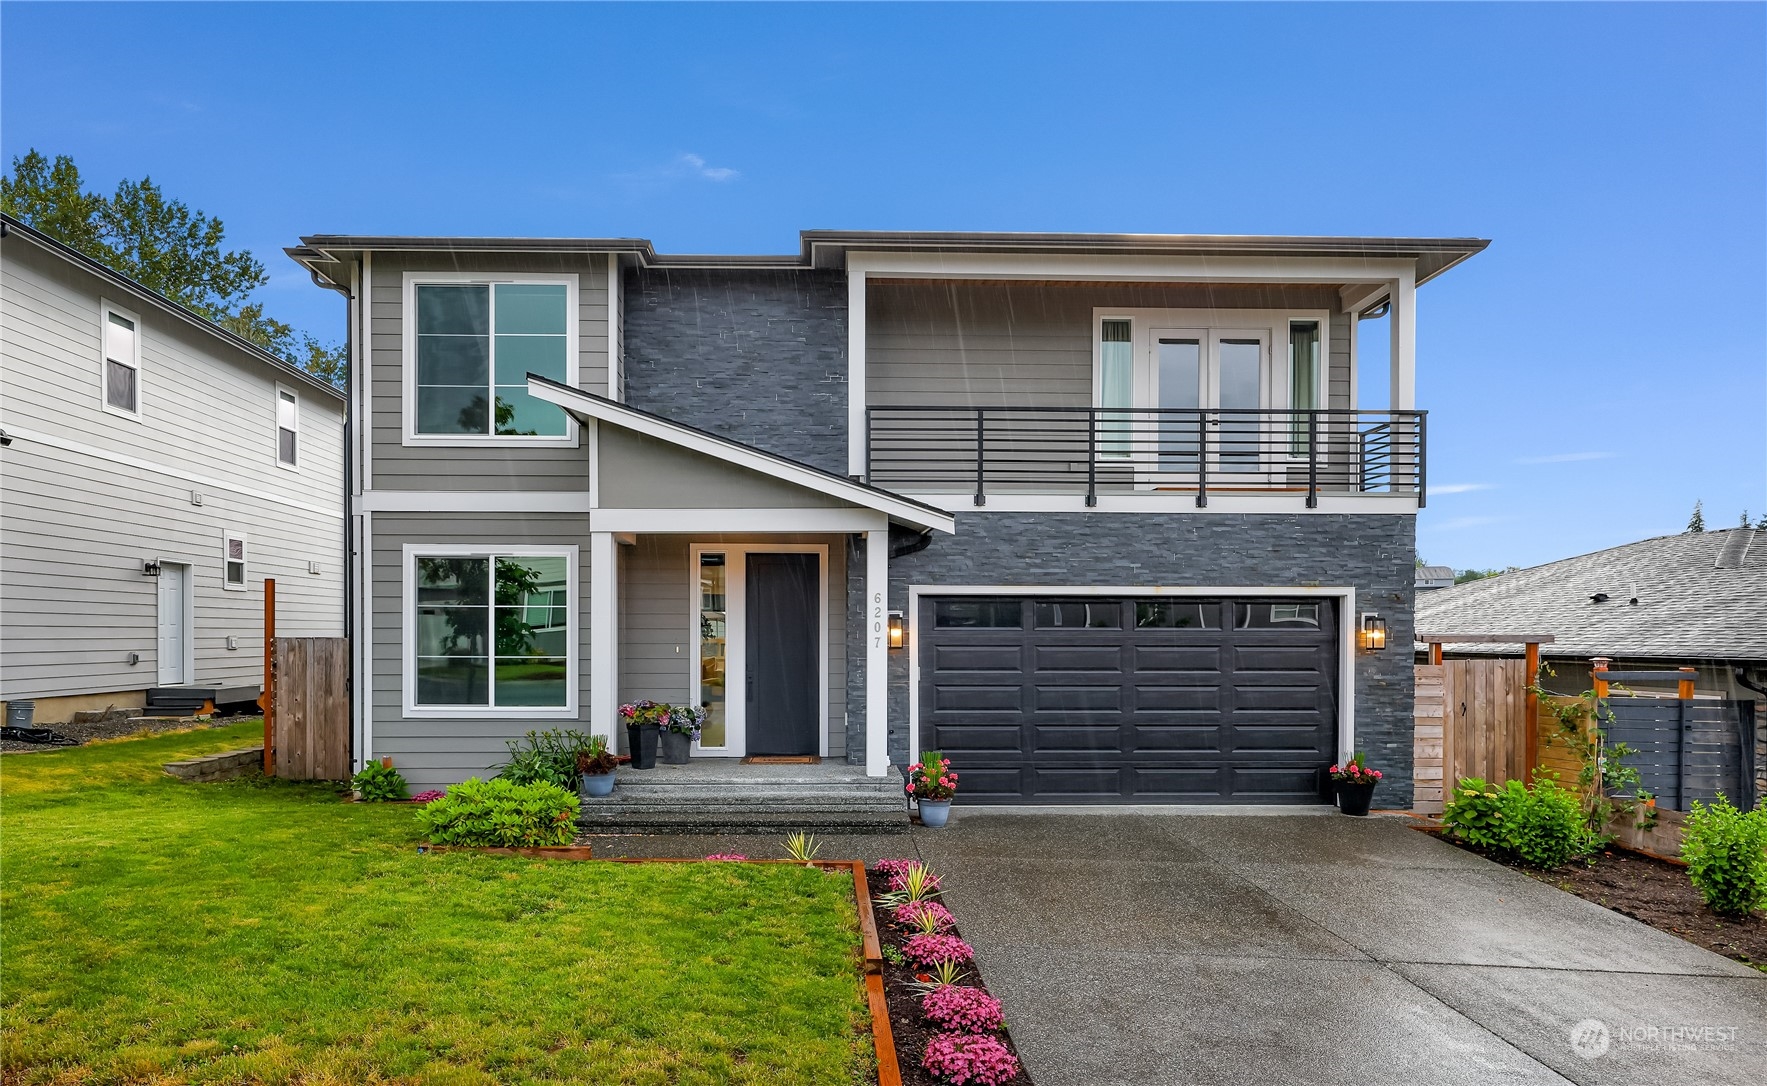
[920,596,1339,803]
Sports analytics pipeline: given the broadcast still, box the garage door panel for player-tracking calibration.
[923,595,1337,803]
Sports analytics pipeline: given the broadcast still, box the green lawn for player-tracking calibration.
[1,724,871,1085]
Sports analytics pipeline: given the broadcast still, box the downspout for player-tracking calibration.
[1734,668,1766,809]
[306,265,354,770]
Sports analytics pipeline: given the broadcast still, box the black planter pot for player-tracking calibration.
[1336,780,1377,816]
[627,723,659,770]
[659,729,692,765]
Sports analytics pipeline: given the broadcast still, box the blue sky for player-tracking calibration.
[5,2,1762,569]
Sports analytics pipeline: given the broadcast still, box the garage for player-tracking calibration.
[918,595,1340,803]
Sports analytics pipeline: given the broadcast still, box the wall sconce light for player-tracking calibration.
[141,560,163,578]
[1359,612,1388,652]
[887,611,905,650]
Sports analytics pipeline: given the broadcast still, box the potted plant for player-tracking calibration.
[657,704,707,765]
[620,700,664,770]
[576,735,618,798]
[1330,752,1383,816]
[907,751,959,828]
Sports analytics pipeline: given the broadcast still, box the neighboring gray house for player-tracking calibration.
[288,229,1486,800]
[1,215,345,724]
[1416,565,1456,590]
[1417,528,1767,703]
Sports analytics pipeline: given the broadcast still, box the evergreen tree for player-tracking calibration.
[1686,501,1706,533]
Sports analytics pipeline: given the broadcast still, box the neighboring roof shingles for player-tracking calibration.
[1416,529,1767,662]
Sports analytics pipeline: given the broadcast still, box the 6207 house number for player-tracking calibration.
[873,592,885,649]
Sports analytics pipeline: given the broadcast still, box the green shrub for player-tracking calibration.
[1505,776,1591,868]
[415,778,579,847]
[1681,795,1767,917]
[350,759,408,802]
[1442,774,1593,868]
[496,729,596,791]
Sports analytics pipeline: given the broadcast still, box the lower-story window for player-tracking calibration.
[409,547,575,712]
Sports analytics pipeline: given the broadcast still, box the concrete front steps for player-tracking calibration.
[577,759,911,834]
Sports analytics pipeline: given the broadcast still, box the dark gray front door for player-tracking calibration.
[746,553,820,756]
[920,596,1338,803]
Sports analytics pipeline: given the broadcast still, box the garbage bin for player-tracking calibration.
[5,699,35,729]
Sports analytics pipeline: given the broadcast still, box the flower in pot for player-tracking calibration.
[656,704,706,765]
[906,751,959,828]
[619,700,665,770]
[1330,752,1384,816]
[575,735,618,799]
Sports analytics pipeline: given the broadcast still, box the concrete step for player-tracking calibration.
[578,807,911,834]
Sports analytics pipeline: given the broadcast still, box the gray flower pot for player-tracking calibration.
[659,730,692,765]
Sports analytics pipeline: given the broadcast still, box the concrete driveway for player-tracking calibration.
[912,810,1767,1086]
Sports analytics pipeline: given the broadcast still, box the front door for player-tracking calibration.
[157,563,189,685]
[1146,327,1272,477]
[745,553,819,756]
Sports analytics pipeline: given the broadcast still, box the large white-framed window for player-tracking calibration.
[402,272,579,447]
[100,300,142,420]
[403,544,578,717]
[275,384,300,469]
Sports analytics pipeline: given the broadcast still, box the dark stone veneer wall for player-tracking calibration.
[845,512,1419,800]
[621,267,848,476]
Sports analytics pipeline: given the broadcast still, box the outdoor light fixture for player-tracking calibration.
[1359,613,1387,652]
[887,611,905,650]
[141,560,163,578]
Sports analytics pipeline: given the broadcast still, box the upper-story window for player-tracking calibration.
[276,386,300,467]
[101,301,141,419]
[407,275,576,443]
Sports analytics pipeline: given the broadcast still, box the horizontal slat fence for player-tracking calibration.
[272,637,350,781]
[1604,699,1756,811]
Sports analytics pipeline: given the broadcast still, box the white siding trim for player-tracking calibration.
[400,271,582,449]
[354,511,370,772]
[848,269,866,477]
[589,531,618,741]
[904,583,1357,766]
[590,508,890,533]
[358,254,373,491]
[3,426,339,518]
[359,491,595,514]
[865,530,888,776]
[605,253,621,400]
[399,543,581,719]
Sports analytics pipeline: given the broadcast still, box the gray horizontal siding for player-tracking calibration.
[367,251,608,493]
[867,281,1347,409]
[597,428,852,510]
[618,534,848,758]
[367,511,594,787]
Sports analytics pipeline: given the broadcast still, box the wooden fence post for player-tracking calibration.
[264,578,276,776]
[1591,656,1610,700]
[1524,641,1540,776]
[1677,667,1696,702]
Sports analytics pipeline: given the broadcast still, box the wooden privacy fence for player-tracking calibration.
[1413,658,1531,813]
[271,636,350,780]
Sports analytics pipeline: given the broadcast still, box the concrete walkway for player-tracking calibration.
[909,811,1767,1086]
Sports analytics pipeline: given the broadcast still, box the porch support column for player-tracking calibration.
[864,528,889,777]
[1389,266,1417,411]
[589,530,618,741]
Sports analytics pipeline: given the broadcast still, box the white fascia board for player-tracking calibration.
[848,251,1417,284]
[591,508,889,533]
[527,377,955,534]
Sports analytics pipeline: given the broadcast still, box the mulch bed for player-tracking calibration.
[866,867,1035,1086]
[1427,829,1767,970]
[0,713,256,753]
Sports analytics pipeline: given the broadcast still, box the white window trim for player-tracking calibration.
[99,298,143,422]
[687,543,830,759]
[222,529,249,592]
[401,271,581,448]
[275,383,301,471]
[905,583,1356,770]
[1091,308,1332,416]
[401,544,581,719]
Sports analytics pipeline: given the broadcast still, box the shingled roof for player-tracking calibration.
[1416,528,1767,662]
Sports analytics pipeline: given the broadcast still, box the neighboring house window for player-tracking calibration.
[101,302,141,418]
[223,532,248,591]
[410,549,574,712]
[411,279,573,439]
[276,387,299,467]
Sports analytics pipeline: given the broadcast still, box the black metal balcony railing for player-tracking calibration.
[865,406,1427,508]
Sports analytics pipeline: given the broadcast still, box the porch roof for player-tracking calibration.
[526,375,957,534]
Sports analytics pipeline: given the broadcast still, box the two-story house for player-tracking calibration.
[1,214,345,725]
[288,229,1485,804]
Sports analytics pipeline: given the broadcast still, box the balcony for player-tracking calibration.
[865,406,1426,508]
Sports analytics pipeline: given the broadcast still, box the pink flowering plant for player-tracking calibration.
[410,789,446,804]
[893,899,955,932]
[903,933,975,967]
[619,699,705,738]
[874,858,922,878]
[704,853,748,861]
[922,1033,1020,1085]
[921,986,1006,1033]
[906,750,959,801]
[1329,751,1384,784]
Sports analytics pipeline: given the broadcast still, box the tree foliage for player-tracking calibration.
[1686,500,1705,533]
[2,150,343,387]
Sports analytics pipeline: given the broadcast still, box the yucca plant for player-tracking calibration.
[906,958,968,995]
[878,861,941,907]
[783,831,822,865]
